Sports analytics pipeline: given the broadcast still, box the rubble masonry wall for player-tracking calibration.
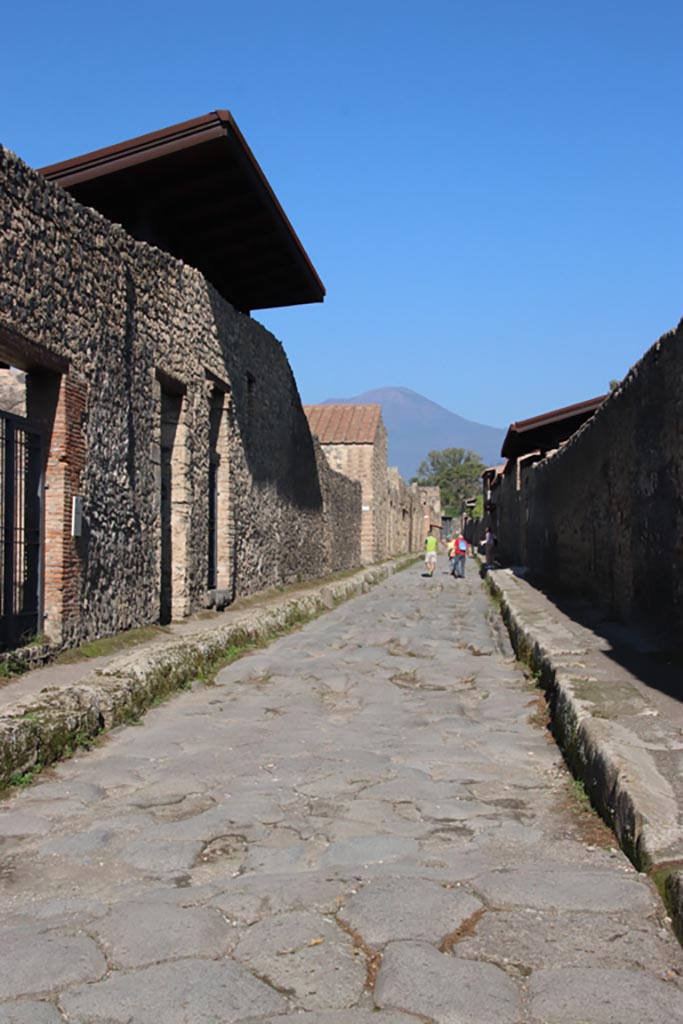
[0,146,361,644]
[514,320,683,639]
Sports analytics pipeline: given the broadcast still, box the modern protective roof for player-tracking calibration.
[39,111,325,313]
[304,404,383,444]
[502,395,607,459]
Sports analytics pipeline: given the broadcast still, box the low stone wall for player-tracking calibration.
[498,320,683,642]
[0,147,361,646]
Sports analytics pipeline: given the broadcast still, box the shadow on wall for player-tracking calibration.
[207,288,323,511]
[508,318,683,649]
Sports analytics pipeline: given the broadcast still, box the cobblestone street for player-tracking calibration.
[1,557,682,1023]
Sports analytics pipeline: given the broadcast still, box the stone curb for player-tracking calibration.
[484,566,683,944]
[0,556,417,790]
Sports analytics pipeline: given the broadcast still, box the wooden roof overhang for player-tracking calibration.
[39,111,325,313]
[501,395,608,460]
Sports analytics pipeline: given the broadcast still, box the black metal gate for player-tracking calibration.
[0,412,42,649]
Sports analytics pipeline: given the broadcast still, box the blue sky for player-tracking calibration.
[3,0,681,428]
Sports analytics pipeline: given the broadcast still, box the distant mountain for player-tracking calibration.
[322,387,505,480]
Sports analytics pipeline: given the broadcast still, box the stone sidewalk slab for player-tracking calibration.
[485,565,683,941]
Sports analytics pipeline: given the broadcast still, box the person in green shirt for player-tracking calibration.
[424,533,438,577]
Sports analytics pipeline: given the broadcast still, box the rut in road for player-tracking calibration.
[1,556,682,1024]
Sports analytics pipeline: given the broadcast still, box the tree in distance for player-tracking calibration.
[412,448,485,518]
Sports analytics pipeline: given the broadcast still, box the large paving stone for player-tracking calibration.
[529,967,683,1023]
[0,811,52,836]
[455,909,682,971]
[232,910,365,1010]
[59,958,288,1022]
[0,927,106,998]
[243,841,317,874]
[262,1014,420,1023]
[3,797,88,820]
[374,940,522,1023]
[210,871,350,924]
[326,808,426,843]
[319,836,419,868]
[474,864,653,911]
[92,899,231,967]
[40,826,122,858]
[127,780,209,808]
[339,876,483,946]
[415,795,493,821]
[0,1003,64,1023]
[119,837,204,872]
[2,895,110,929]
[20,780,106,804]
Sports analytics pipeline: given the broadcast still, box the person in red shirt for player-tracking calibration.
[454,533,468,578]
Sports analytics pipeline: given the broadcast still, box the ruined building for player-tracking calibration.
[0,112,361,650]
[303,404,427,563]
[303,404,389,564]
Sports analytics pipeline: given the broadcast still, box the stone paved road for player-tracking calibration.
[1,557,682,1023]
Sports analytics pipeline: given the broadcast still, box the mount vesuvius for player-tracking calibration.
[321,387,505,480]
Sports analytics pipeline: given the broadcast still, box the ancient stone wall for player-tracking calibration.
[321,442,373,562]
[416,486,442,543]
[385,469,422,555]
[501,320,683,641]
[316,434,424,563]
[314,440,362,575]
[371,420,389,561]
[0,146,361,645]
[494,467,523,565]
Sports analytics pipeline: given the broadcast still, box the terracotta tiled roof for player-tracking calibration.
[304,404,382,444]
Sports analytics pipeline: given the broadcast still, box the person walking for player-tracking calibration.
[446,534,456,575]
[484,526,497,569]
[424,533,438,577]
[454,532,468,578]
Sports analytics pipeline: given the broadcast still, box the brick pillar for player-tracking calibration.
[35,373,87,643]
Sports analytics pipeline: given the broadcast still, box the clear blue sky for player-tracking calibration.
[3,0,681,428]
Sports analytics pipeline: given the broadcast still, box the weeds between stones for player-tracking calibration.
[561,775,614,849]
[389,669,419,687]
[439,907,487,952]
[55,625,171,665]
[526,693,551,731]
[335,919,382,989]
[456,641,488,657]
[7,764,42,788]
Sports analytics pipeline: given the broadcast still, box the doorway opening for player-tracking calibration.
[207,382,232,597]
[159,380,188,625]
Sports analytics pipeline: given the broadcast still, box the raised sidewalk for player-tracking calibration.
[0,558,416,790]
[485,564,683,941]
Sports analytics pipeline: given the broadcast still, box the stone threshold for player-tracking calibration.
[0,556,418,792]
[484,564,683,946]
